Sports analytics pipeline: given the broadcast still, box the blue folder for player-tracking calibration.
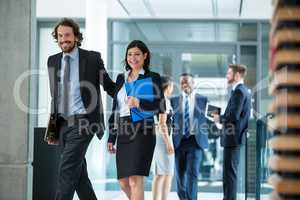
[125,77,155,122]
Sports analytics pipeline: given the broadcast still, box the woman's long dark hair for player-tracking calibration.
[124,40,151,72]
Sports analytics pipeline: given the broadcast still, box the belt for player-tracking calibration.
[120,116,131,119]
[58,114,88,125]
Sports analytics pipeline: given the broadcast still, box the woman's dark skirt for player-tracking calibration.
[116,116,156,179]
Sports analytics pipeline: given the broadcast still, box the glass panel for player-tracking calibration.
[260,23,272,114]
[218,23,239,42]
[259,23,273,200]
[38,26,60,127]
[112,21,243,43]
[159,22,216,42]
[112,44,127,79]
[112,21,130,42]
[240,45,257,199]
[150,52,173,75]
[241,46,257,88]
[112,21,147,42]
[238,23,257,41]
[181,53,230,77]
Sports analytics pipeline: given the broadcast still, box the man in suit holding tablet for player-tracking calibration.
[212,64,251,200]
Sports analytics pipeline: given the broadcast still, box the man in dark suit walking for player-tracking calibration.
[46,18,115,200]
[212,64,251,200]
[171,73,209,200]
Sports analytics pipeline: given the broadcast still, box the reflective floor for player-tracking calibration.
[72,178,271,200]
[74,191,269,200]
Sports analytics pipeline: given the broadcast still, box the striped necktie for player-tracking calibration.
[184,94,190,138]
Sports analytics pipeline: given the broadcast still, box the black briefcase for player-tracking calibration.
[44,113,59,142]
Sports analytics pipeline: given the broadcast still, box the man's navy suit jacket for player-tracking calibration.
[221,84,251,147]
[171,94,209,150]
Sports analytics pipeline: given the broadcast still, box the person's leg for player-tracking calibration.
[161,175,173,200]
[152,175,163,200]
[223,146,240,200]
[129,175,144,200]
[175,147,187,200]
[55,126,95,200]
[119,177,131,199]
[223,147,231,200]
[185,147,202,200]
[75,158,97,199]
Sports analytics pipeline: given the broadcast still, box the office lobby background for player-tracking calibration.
[0,0,274,199]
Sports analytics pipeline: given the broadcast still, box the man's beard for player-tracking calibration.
[60,42,76,53]
[227,78,234,84]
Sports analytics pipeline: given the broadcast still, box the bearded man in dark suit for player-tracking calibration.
[46,18,115,200]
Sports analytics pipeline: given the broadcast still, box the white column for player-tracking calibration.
[85,0,109,189]
[85,0,108,64]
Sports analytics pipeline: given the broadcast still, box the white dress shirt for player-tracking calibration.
[117,85,131,117]
[117,69,145,117]
[232,80,244,91]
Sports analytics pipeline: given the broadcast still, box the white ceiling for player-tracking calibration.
[111,0,272,19]
[36,0,272,19]
[36,0,86,18]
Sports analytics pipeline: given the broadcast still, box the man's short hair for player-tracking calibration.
[180,73,194,78]
[228,64,247,77]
